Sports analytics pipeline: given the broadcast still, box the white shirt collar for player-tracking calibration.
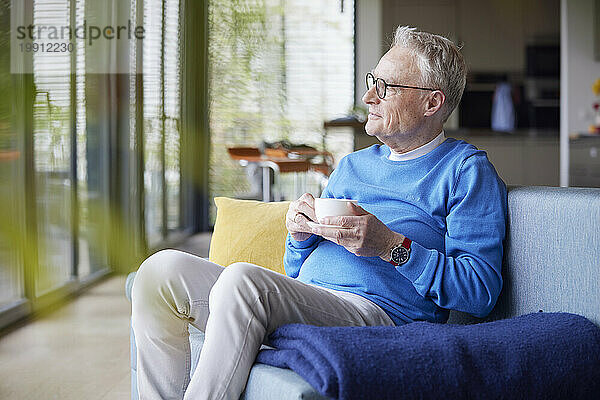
[388,131,446,161]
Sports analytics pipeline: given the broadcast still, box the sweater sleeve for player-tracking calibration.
[282,167,341,278]
[283,234,323,278]
[396,154,508,318]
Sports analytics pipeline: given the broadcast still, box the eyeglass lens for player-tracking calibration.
[366,73,386,99]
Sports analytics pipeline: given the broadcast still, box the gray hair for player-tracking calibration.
[393,26,466,122]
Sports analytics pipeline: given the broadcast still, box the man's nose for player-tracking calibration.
[362,86,379,105]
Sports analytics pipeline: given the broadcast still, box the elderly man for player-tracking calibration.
[131,26,507,400]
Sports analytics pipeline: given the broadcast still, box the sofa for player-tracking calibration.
[125,186,600,400]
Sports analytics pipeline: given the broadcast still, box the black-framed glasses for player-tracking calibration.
[366,72,438,99]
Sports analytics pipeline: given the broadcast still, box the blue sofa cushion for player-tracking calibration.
[257,312,600,400]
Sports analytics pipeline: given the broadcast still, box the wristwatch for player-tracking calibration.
[389,237,412,266]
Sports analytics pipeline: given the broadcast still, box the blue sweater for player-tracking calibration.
[283,138,508,326]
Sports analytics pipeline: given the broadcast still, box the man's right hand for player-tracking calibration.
[286,193,317,242]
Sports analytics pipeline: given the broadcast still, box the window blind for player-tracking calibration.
[143,0,182,245]
[32,0,73,295]
[163,0,181,231]
[143,0,164,245]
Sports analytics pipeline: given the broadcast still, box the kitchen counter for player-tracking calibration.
[354,128,559,151]
[354,129,560,186]
[569,137,600,187]
[447,132,559,186]
[569,133,600,142]
[446,128,558,138]
[354,128,597,188]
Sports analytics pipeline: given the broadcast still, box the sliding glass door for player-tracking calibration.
[0,0,200,330]
[0,0,25,310]
[32,0,74,294]
[207,0,355,221]
[163,0,181,233]
[143,0,183,248]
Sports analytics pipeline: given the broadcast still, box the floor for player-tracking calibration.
[0,233,212,400]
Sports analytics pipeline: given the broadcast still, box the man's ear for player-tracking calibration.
[423,90,445,117]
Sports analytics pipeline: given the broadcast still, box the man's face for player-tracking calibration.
[362,47,428,141]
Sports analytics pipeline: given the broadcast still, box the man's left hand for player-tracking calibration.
[312,203,404,259]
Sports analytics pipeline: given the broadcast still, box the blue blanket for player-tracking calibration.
[256,312,600,400]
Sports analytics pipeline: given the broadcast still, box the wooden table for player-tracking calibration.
[228,147,313,201]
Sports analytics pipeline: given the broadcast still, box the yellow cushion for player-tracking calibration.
[209,197,291,274]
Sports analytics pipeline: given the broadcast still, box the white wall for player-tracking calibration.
[561,0,600,186]
[380,0,559,73]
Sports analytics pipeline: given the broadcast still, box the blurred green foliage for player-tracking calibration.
[208,0,290,221]
[0,0,143,313]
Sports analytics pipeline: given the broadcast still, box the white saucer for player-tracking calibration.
[306,221,350,229]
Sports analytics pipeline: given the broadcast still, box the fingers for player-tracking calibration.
[292,212,311,229]
[311,225,356,244]
[286,215,308,232]
[319,215,363,227]
[290,193,317,222]
[349,202,369,216]
[296,201,317,222]
[286,204,313,235]
[298,192,315,204]
[288,221,311,236]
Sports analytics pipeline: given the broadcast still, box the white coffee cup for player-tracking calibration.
[314,198,358,222]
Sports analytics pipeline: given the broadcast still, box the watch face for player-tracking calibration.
[391,246,410,265]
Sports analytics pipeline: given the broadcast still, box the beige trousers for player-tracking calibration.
[131,249,394,400]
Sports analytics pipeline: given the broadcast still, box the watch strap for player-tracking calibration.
[401,237,412,249]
